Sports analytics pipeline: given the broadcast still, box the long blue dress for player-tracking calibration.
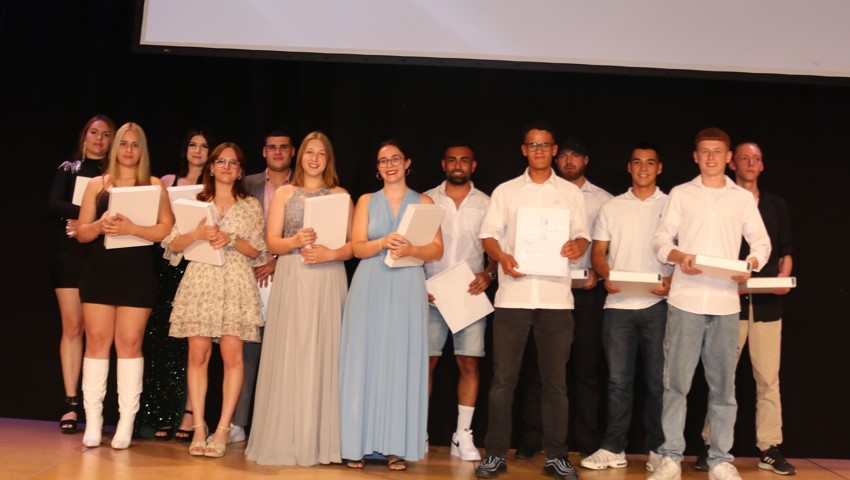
[339,188,429,461]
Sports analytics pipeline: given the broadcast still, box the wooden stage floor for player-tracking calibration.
[2,418,847,479]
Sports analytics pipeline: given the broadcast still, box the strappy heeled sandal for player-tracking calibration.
[188,423,208,456]
[59,396,81,434]
[174,410,194,443]
[204,424,231,458]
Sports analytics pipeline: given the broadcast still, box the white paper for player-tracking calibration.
[514,206,571,277]
[693,254,752,280]
[303,193,350,250]
[740,276,797,294]
[104,185,161,249]
[167,184,204,203]
[384,204,446,268]
[72,176,92,206]
[426,261,494,334]
[608,270,663,297]
[171,199,225,266]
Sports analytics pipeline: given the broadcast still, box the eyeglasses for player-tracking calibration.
[525,142,553,152]
[377,155,403,168]
[213,159,241,168]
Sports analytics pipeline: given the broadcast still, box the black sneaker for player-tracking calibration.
[543,454,579,480]
[475,455,507,478]
[758,445,796,475]
[694,444,709,472]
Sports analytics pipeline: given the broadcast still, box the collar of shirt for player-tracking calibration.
[520,167,558,186]
[264,168,291,188]
[624,186,665,201]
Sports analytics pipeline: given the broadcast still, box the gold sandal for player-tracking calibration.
[188,424,208,456]
[204,424,231,458]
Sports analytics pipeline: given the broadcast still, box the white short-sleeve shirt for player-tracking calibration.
[423,181,490,278]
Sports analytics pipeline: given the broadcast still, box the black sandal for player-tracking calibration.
[59,395,81,434]
[387,455,407,471]
[174,410,194,443]
[154,424,174,441]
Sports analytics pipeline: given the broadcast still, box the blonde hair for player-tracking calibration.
[292,131,340,189]
[105,123,152,186]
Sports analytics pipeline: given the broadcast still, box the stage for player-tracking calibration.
[2,418,847,479]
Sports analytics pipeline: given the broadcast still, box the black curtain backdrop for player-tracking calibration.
[2,2,848,459]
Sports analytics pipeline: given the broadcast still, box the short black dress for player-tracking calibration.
[78,189,158,308]
[48,159,104,288]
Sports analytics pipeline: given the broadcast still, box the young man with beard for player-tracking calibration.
[582,143,671,472]
[650,128,771,480]
[424,143,496,462]
[476,122,589,480]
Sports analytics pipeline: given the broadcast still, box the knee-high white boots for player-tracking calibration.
[111,357,144,449]
[82,357,109,447]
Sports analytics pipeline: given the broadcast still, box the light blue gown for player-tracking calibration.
[339,188,429,461]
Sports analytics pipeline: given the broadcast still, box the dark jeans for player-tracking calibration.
[600,301,667,453]
[485,308,574,458]
[569,284,607,453]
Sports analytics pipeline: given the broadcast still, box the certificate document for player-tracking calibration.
[171,199,225,266]
[514,206,571,277]
[104,185,161,249]
[426,261,494,334]
[72,176,92,206]
[385,204,446,268]
[740,276,796,294]
[608,271,663,297]
[167,184,203,204]
[303,193,350,250]
[693,254,751,280]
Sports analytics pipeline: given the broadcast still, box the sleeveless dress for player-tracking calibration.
[339,188,429,461]
[165,196,266,341]
[246,187,347,466]
[48,159,103,288]
[78,190,158,308]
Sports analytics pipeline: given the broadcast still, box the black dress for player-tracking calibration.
[78,190,158,308]
[48,159,104,288]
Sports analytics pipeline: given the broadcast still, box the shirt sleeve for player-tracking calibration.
[592,201,612,242]
[653,187,680,264]
[478,185,505,242]
[741,195,771,272]
[569,190,590,241]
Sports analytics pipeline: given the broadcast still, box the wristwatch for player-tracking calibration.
[488,270,497,281]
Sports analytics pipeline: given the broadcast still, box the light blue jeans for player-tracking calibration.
[658,305,739,468]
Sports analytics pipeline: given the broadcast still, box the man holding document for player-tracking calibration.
[424,143,495,462]
[583,143,671,472]
[475,122,589,480]
[649,128,771,480]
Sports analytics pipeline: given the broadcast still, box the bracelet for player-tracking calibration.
[227,233,238,248]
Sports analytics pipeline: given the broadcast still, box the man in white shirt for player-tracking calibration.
[556,138,613,455]
[424,143,495,462]
[649,128,771,480]
[475,122,589,480]
[582,143,671,472]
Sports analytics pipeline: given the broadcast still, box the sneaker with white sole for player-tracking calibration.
[758,445,796,475]
[648,456,682,480]
[646,450,664,472]
[543,455,578,480]
[450,429,481,461]
[580,448,627,470]
[709,462,742,480]
[475,455,507,478]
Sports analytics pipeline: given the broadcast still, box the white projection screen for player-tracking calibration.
[137,0,850,81]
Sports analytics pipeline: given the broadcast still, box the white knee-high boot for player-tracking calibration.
[82,357,109,447]
[111,357,144,449]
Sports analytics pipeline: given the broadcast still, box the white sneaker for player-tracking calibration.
[709,462,742,480]
[647,456,681,480]
[646,450,664,472]
[206,424,246,444]
[580,448,627,470]
[450,429,482,461]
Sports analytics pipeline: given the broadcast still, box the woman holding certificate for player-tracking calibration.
[48,114,115,435]
[338,140,443,471]
[164,142,266,458]
[246,131,353,466]
[76,122,174,449]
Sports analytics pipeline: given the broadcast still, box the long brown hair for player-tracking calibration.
[291,131,340,188]
[198,142,250,202]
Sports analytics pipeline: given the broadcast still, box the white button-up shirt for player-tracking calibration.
[653,175,771,315]
[572,179,613,271]
[479,168,590,310]
[593,187,673,310]
[424,181,490,278]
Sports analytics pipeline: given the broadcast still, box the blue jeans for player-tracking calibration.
[600,301,667,453]
[659,305,739,468]
[427,304,486,357]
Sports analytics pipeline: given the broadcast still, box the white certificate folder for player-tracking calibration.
[693,254,751,280]
[384,204,446,268]
[72,176,92,206]
[171,199,225,266]
[514,206,571,277]
[740,276,797,294]
[303,193,350,250]
[104,185,161,249]
[608,271,663,296]
[167,184,203,203]
[426,261,494,334]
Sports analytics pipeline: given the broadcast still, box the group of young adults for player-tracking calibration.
[49,117,794,480]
